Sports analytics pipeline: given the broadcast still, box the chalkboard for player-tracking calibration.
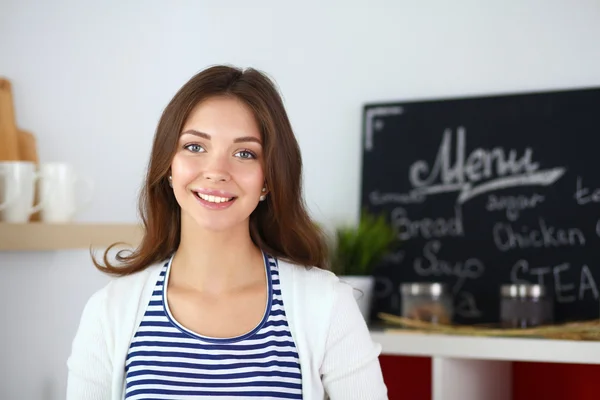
[360,87,600,325]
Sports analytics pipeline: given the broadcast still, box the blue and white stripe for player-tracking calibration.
[124,253,302,399]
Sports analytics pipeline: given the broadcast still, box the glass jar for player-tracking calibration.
[400,282,453,325]
[500,283,553,328]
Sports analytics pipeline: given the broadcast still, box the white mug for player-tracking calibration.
[0,161,46,223]
[38,162,94,223]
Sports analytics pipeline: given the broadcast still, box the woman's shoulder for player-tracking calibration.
[86,260,166,315]
[276,257,340,287]
[274,258,372,353]
[105,260,165,292]
[275,258,354,312]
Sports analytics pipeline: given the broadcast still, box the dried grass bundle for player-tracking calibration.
[378,312,600,341]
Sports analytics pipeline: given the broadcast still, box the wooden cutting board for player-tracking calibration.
[0,79,41,221]
[19,129,41,221]
[0,78,20,161]
[17,129,38,163]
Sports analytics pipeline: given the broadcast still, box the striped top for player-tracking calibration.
[123,253,303,399]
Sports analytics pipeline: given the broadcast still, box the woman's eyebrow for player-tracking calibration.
[181,130,262,145]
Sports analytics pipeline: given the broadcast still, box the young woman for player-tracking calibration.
[66,65,388,399]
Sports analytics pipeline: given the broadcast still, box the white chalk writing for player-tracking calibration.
[485,193,545,221]
[580,265,600,301]
[407,127,565,204]
[369,190,425,206]
[413,240,485,293]
[454,291,482,318]
[373,276,395,299]
[511,260,599,303]
[574,176,600,205]
[553,263,576,303]
[364,106,403,151]
[493,219,585,252]
[391,206,464,241]
[373,276,401,312]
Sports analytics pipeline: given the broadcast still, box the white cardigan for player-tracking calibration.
[66,257,389,399]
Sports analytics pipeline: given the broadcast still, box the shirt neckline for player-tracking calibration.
[161,250,274,344]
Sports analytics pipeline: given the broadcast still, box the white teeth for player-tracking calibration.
[196,193,233,203]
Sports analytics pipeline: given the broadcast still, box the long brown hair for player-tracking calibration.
[93,65,329,275]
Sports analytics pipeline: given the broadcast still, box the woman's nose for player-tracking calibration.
[201,155,231,182]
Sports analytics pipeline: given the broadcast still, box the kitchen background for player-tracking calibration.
[1,1,600,399]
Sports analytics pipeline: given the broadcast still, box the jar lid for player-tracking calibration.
[500,283,546,298]
[400,282,448,296]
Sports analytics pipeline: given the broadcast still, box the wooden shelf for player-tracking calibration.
[0,222,143,251]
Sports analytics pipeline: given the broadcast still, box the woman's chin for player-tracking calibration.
[183,214,249,235]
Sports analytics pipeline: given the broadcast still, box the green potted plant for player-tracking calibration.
[328,210,398,321]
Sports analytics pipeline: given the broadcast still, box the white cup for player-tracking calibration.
[0,161,46,223]
[38,162,94,223]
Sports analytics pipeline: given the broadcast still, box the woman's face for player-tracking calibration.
[170,96,266,233]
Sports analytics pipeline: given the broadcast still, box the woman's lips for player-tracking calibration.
[192,189,237,210]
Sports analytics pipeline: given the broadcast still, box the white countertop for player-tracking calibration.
[370,329,600,364]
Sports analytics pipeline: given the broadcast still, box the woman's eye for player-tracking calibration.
[184,144,204,153]
[236,150,256,159]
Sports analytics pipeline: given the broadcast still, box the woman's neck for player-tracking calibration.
[170,217,265,294]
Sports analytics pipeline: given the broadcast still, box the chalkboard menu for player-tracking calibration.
[360,87,600,325]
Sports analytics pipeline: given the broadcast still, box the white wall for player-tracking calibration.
[1,0,599,398]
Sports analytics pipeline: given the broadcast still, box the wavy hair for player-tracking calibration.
[92,65,328,275]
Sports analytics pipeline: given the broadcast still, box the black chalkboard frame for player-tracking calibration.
[360,86,600,325]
